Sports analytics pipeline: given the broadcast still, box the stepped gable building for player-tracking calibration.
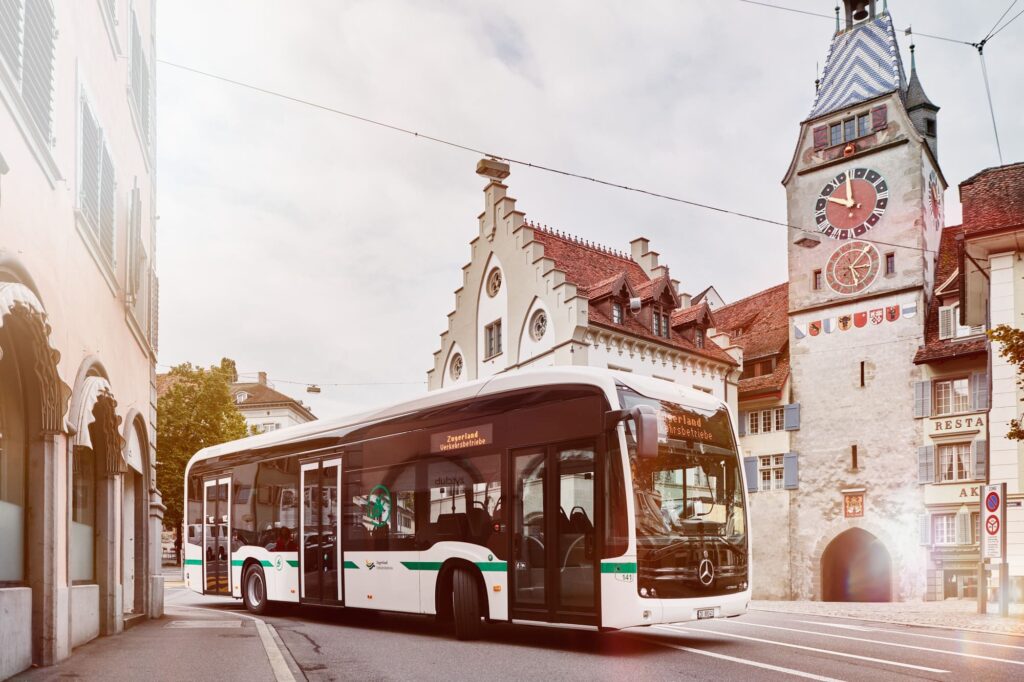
[427,158,741,407]
[0,1,161,676]
[959,162,1024,602]
[231,371,317,434]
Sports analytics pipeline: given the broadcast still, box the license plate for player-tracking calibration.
[697,608,716,620]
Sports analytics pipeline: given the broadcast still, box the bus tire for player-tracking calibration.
[242,563,271,615]
[451,567,484,641]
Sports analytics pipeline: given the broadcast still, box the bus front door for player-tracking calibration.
[203,476,231,595]
[510,442,597,624]
[299,458,342,605]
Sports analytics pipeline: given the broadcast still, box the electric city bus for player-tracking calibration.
[182,367,750,639]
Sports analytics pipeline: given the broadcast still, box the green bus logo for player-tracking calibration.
[367,484,392,528]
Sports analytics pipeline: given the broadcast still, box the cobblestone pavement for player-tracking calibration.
[753,599,1024,637]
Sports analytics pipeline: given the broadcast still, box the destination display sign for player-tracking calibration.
[430,424,493,454]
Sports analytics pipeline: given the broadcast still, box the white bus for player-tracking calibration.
[183,368,750,638]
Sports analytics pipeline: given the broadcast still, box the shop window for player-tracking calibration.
[71,446,96,582]
[0,327,27,582]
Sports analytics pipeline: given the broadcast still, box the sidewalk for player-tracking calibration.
[752,599,1024,637]
[13,586,297,682]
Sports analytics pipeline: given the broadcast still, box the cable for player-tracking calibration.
[157,363,426,386]
[988,5,1024,40]
[977,49,1004,166]
[984,0,1019,41]
[157,58,937,256]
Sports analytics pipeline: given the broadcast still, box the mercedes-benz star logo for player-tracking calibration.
[698,558,715,586]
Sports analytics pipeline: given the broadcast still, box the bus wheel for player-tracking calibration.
[451,567,483,641]
[243,563,271,615]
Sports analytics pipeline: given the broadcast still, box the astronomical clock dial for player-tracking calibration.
[926,170,943,231]
[825,240,880,295]
[814,167,889,240]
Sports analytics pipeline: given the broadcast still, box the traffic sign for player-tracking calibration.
[981,483,1006,561]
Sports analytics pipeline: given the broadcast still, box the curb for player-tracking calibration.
[751,607,1024,640]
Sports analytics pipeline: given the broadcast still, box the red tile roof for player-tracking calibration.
[961,162,1024,236]
[529,225,734,366]
[671,302,712,327]
[231,382,317,421]
[711,283,790,397]
[914,225,987,365]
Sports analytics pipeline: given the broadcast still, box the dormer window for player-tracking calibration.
[235,391,248,404]
[651,311,669,338]
[695,329,704,349]
[939,303,983,340]
[660,314,669,338]
[612,302,623,324]
[926,118,936,136]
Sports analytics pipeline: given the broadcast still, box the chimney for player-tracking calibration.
[679,291,692,308]
[258,371,267,386]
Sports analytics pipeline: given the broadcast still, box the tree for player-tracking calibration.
[989,325,1024,440]
[156,358,248,556]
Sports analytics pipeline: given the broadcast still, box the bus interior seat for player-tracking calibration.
[466,507,491,542]
[569,507,593,534]
[434,513,469,541]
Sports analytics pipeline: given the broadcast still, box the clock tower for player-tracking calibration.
[783,0,944,601]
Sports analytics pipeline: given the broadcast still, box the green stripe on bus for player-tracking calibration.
[600,562,637,574]
[475,562,507,572]
[183,559,202,566]
[230,559,273,568]
[401,561,443,571]
[343,561,358,569]
[287,560,300,568]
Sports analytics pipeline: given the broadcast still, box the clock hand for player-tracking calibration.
[846,173,853,203]
[828,196,854,207]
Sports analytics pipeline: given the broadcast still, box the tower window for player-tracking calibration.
[885,252,895,276]
[926,118,936,136]
[830,123,842,146]
[843,118,856,142]
[813,269,823,291]
[857,114,870,137]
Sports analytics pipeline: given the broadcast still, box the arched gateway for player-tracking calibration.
[821,528,892,602]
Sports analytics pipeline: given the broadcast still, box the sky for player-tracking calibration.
[156,0,1024,419]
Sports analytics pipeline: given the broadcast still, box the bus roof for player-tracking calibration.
[183,366,726,471]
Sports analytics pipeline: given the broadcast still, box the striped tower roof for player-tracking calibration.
[808,11,906,120]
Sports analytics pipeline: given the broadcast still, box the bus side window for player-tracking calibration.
[422,454,504,560]
[604,435,628,557]
[187,476,202,546]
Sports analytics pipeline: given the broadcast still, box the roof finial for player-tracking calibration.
[835,5,840,33]
[910,41,917,73]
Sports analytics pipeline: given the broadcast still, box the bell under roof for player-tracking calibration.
[808,11,906,120]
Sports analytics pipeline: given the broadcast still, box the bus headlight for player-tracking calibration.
[640,587,649,597]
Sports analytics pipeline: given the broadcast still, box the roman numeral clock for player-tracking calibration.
[814,167,888,295]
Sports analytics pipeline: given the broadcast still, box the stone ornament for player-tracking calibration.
[486,268,502,297]
[449,353,463,381]
[530,310,547,341]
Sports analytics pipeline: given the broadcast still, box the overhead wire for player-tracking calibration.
[157,58,937,256]
[984,0,1019,41]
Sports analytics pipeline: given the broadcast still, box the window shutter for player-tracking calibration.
[812,125,828,149]
[737,411,746,437]
[971,371,989,411]
[871,104,887,131]
[914,381,932,418]
[784,403,801,431]
[938,306,954,340]
[955,509,971,545]
[0,0,24,81]
[743,456,757,493]
[973,440,987,480]
[128,185,143,296]
[917,445,935,484]
[80,98,101,231]
[21,0,56,142]
[783,452,799,490]
[98,146,116,265]
[919,514,932,545]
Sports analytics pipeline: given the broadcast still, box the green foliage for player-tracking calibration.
[988,324,1024,440]
[156,359,247,531]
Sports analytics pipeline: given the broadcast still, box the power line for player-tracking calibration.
[988,5,1024,40]
[156,363,425,387]
[157,58,937,256]
[977,50,1004,165]
[984,0,1019,41]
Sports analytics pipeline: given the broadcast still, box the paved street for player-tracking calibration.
[127,584,1024,681]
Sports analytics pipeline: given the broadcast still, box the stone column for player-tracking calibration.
[27,433,66,665]
[96,472,123,635]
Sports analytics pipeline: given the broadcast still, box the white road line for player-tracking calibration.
[796,620,876,632]
[791,619,1024,651]
[660,625,950,674]
[630,634,844,681]
[715,620,1024,667]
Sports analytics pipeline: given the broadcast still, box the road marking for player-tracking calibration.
[631,634,844,681]
[715,620,1024,667]
[796,620,876,632]
[661,625,949,674]
[255,619,297,682]
[165,620,242,628]
[789,620,1024,651]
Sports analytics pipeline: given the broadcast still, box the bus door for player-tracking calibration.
[203,476,231,594]
[510,441,598,624]
[299,458,342,604]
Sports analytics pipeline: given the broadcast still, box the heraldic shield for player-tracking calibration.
[854,311,867,328]
[885,305,900,322]
[869,308,884,325]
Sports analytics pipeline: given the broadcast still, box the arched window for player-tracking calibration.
[0,325,27,582]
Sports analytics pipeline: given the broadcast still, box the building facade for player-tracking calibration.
[427,159,741,405]
[960,162,1024,603]
[0,1,161,677]
[231,371,317,434]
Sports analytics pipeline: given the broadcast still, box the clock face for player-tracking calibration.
[825,241,880,295]
[927,171,943,231]
[814,167,889,240]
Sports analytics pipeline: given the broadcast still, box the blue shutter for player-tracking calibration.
[973,440,987,480]
[918,445,935,484]
[737,411,746,437]
[919,514,932,545]
[783,452,799,490]
[971,372,989,411]
[784,403,800,431]
[914,381,932,418]
[743,456,757,493]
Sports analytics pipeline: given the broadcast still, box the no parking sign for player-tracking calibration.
[982,483,1006,561]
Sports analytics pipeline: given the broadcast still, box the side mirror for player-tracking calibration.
[632,404,660,459]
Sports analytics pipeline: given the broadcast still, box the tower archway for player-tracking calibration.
[821,527,892,602]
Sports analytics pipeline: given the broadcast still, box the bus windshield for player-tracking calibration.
[618,387,748,598]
